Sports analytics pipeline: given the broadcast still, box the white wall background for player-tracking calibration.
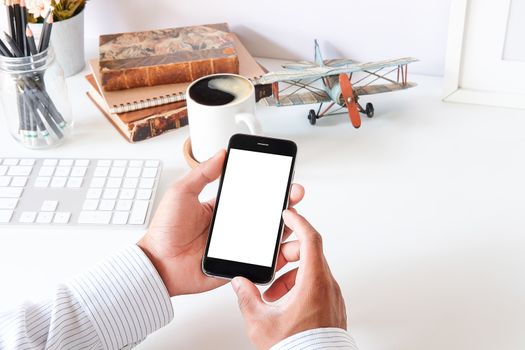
[1,0,452,76]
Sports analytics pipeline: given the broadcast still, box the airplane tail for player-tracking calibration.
[314,39,324,66]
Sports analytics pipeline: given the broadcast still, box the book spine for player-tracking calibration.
[254,83,273,102]
[130,108,188,142]
[101,56,240,92]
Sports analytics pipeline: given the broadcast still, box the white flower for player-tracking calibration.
[26,0,54,19]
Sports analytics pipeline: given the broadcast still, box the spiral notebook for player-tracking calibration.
[89,34,267,114]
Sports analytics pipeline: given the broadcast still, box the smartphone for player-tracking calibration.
[202,133,297,284]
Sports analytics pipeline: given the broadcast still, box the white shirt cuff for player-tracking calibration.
[67,245,174,349]
[270,327,358,350]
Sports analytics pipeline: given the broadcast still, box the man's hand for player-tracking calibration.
[232,210,347,350]
[137,150,305,297]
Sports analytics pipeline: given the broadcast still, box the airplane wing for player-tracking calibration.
[258,91,331,107]
[256,57,418,85]
[355,82,418,96]
[281,61,319,70]
[323,58,359,67]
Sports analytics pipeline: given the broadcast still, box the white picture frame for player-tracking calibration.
[443,0,525,109]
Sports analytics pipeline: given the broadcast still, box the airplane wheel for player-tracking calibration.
[308,109,317,125]
[366,103,374,118]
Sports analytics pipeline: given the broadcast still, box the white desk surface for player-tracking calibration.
[1,51,525,350]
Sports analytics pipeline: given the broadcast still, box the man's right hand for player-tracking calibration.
[231,210,347,350]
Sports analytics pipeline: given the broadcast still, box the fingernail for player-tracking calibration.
[231,277,240,292]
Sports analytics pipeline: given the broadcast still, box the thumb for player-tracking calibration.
[231,277,264,317]
[179,149,226,194]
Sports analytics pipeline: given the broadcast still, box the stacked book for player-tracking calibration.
[86,23,271,143]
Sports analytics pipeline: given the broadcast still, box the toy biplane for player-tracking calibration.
[257,41,418,127]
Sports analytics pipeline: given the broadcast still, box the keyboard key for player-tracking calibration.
[0,166,7,176]
[125,167,141,178]
[71,166,87,177]
[123,178,139,188]
[99,200,116,211]
[139,178,155,189]
[41,200,58,212]
[75,159,90,166]
[129,160,143,167]
[53,212,71,224]
[19,159,35,166]
[8,166,32,176]
[112,211,129,225]
[106,178,122,188]
[97,160,112,167]
[54,166,71,177]
[0,176,11,186]
[94,167,109,177]
[116,200,132,211]
[145,160,159,167]
[103,189,119,199]
[50,177,67,188]
[43,159,58,166]
[11,177,27,187]
[36,212,54,224]
[3,159,19,166]
[110,167,125,177]
[0,198,18,209]
[113,160,127,167]
[119,189,135,199]
[90,178,106,188]
[67,177,83,188]
[142,168,158,178]
[86,188,102,199]
[39,166,55,176]
[0,187,23,198]
[78,211,112,224]
[19,211,37,223]
[0,210,14,223]
[83,200,99,211]
[129,200,149,225]
[34,177,51,188]
[136,189,152,200]
[59,159,74,166]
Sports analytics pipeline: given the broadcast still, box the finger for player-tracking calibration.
[231,277,265,318]
[282,210,324,270]
[275,240,300,271]
[263,268,298,302]
[178,149,226,194]
[281,207,297,242]
[288,183,305,208]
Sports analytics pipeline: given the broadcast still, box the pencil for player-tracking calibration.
[6,0,16,39]
[38,13,53,53]
[25,27,37,55]
[3,32,23,56]
[19,0,28,55]
[12,0,22,49]
[0,37,14,56]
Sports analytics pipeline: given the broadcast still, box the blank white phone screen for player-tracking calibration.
[208,148,293,267]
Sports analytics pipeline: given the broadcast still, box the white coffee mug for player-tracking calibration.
[186,73,262,162]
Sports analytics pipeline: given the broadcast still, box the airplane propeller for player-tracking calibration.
[338,73,361,129]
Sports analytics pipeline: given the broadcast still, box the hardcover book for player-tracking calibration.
[86,75,188,143]
[90,34,271,114]
[99,23,239,91]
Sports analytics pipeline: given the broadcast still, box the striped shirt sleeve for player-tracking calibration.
[271,328,358,350]
[0,245,174,350]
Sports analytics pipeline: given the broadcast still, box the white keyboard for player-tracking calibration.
[0,158,161,227]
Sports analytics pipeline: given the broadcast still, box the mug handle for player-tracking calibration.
[235,113,262,135]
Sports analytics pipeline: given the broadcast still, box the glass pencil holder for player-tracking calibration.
[0,48,73,149]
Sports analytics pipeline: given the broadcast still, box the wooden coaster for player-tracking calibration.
[183,138,200,168]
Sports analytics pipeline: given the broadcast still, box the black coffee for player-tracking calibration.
[189,76,251,106]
